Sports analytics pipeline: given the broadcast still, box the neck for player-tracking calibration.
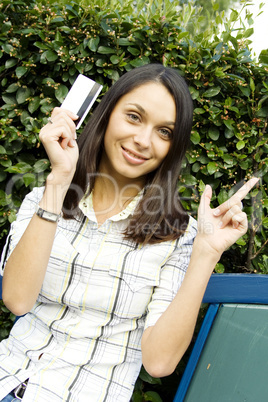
[92,171,145,225]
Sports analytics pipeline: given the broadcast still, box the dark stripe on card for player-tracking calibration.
[75,82,102,126]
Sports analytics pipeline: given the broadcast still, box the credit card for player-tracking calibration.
[61,74,103,129]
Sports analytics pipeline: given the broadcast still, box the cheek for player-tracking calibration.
[156,142,171,163]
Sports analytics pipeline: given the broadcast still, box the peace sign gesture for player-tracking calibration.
[196,178,259,258]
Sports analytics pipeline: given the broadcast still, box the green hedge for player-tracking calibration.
[0,0,267,400]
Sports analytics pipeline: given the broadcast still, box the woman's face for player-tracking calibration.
[100,82,176,188]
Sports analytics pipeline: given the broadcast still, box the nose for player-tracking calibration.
[133,126,152,149]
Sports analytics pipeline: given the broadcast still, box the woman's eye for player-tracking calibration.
[159,128,172,139]
[127,113,140,122]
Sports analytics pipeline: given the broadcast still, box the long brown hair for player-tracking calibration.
[63,64,193,244]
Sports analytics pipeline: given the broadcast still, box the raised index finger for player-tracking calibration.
[234,177,259,200]
[213,177,259,216]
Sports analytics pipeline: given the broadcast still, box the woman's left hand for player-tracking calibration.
[195,177,259,258]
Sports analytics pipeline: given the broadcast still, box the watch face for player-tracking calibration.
[37,207,59,222]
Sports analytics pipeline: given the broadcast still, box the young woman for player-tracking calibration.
[0,64,258,401]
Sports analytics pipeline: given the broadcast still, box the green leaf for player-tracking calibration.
[2,43,13,53]
[207,162,217,175]
[222,154,234,164]
[28,97,40,114]
[198,180,206,193]
[194,108,206,114]
[0,160,12,168]
[0,170,7,182]
[88,37,100,52]
[33,159,50,173]
[223,119,234,130]
[51,17,64,23]
[55,84,69,103]
[208,127,220,141]
[236,238,247,246]
[60,26,72,34]
[263,217,268,229]
[118,38,132,46]
[139,367,161,384]
[130,56,150,67]
[191,130,200,144]
[6,141,22,154]
[8,210,17,223]
[0,145,6,154]
[256,107,268,118]
[5,58,17,69]
[183,174,197,186]
[5,162,31,174]
[43,50,58,62]
[2,94,16,105]
[217,188,228,204]
[259,49,268,65]
[250,77,255,92]
[131,391,143,402]
[34,41,50,50]
[229,10,239,22]
[6,83,19,93]
[243,28,254,39]
[236,140,245,150]
[238,85,250,97]
[203,87,221,97]
[189,86,199,100]
[16,66,27,79]
[105,69,120,81]
[16,87,31,104]
[127,46,140,56]
[98,46,115,54]
[144,391,163,402]
[192,162,200,172]
[215,263,225,273]
[23,173,36,187]
[110,55,120,64]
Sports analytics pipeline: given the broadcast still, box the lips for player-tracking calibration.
[121,146,149,164]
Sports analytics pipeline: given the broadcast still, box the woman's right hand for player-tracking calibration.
[39,107,79,184]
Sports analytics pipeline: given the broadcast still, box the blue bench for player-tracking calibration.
[174,273,268,402]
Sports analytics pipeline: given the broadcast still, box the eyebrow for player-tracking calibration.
[126,103,175,126]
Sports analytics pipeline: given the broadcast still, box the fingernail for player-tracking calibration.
[213,208,221,216]
[218,221,223,228]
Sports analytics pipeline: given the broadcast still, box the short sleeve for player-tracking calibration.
[144,216,197,329]
[0,187,45,276]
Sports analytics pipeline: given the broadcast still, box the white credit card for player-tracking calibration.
[61,74,103,129]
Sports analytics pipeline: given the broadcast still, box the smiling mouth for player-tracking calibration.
[122,146,149,161]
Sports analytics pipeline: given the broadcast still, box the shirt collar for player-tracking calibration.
[79,190,144,223]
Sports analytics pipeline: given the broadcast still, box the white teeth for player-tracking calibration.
[125,149,145,160]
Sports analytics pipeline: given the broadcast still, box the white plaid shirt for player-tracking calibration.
[0,187,197,401]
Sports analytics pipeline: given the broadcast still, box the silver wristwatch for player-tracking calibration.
[35,206,61,222]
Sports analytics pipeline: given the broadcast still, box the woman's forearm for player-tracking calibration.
[3,109,78,316]
[2,181,66,316]
[141,239,219,378]
[141,179,258,378]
